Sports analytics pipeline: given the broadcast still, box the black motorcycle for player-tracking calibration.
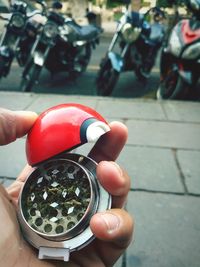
[0,0,46,81]
[96,6,165,96]
[45,17,101,75]
[16,2,47,67]
[0,1,27,79]
[20,1,102,92]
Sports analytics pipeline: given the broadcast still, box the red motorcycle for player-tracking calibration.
[157,0,200,100]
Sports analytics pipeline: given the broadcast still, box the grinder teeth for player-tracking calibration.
[22,159,91,236]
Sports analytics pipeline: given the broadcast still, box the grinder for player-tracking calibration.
[18,103,111,261]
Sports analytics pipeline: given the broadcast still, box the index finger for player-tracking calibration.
[88,121,128,163]
[0,108,38,145]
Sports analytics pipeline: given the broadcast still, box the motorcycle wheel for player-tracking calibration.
[135,66,149,81]
[0,58,11,79]
[20,63,41,92]
[156,65,190,100]
[0,58,4,79]
[76,44,91,73]
[96,58,119,96]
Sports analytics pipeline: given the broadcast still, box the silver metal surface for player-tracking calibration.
[18,153,111,255]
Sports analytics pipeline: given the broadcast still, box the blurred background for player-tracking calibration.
[0,0,199,99]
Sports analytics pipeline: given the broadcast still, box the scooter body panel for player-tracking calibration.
[166,18,200,78]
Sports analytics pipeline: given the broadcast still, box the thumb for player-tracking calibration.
[90,209,133,248]
[0,108,37,145]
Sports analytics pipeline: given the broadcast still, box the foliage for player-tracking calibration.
[156,0,186,7]
[107,0,123,8]
[113,11,123,21]
[88,0,96,5]
[88,0,127,8]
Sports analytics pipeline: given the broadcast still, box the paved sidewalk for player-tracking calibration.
[0,91,200,267]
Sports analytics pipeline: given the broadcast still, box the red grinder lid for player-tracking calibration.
[26,103,110,166]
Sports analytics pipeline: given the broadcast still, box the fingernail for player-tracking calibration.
[100,213,121,234]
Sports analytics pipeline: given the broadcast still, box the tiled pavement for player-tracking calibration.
[0,91,200,267]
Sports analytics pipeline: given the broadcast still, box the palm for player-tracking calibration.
[3,181,108,267]
[1,121,132,267]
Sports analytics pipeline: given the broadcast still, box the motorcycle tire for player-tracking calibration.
[0,59,4,79]
[135,67,149,82]
[77,44,91,73]
[156,66,190,100]
[20,63,41,92]
[96,58,119,96]
[0,58,12,79]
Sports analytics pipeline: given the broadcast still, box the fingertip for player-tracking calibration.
[15,111,38,139]
[109,121,128,143]
[0,109,38,145]
[88,120,128,162]
[97,161,130,197]
[90,211,122,240]
[109,121,128,135]
[15,110,38,120]
[90,209,134,248]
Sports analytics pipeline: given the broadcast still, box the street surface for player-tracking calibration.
[1,91,200,267]
[0,36,160,98]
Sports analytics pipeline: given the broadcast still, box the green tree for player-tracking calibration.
[157,0,185,7]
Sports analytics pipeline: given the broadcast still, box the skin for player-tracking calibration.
[0,108,134,267]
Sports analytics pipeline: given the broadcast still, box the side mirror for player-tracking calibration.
[36,0,43,4]
[35,0,47,13]
[52,1,63,10]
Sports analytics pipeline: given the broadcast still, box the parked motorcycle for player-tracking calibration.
[0,0,46,80]
[157,0,200,100]
[20,1,102,92]
[96,5,165,96]
[0,1,27,79]
[16,3,47,67]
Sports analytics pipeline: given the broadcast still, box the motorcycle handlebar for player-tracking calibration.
[27,10,43,19]
[144,7,166,19]
[0,14,9,21]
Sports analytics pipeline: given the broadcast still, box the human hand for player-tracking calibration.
[0,108,133,267]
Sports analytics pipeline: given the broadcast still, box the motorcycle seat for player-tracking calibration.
[70,24,100,41]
